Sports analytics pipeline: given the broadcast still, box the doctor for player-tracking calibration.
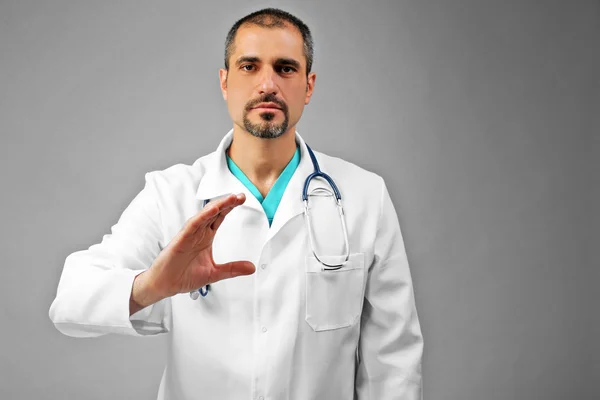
[49,7,424,400]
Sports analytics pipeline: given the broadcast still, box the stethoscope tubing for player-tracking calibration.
[190,144,350,300]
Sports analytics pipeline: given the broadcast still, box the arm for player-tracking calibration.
[48,172,172,337]
[355,177,424,399]
[129,269,163,316]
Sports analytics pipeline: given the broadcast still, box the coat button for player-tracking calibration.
[260,263,267,270]
[261,326,267,333]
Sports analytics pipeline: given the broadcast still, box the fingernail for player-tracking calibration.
[236,193,244,200]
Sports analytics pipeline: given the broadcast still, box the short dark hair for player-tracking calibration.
[224,8,314,76]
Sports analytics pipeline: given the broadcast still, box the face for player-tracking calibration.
[219,23,316,139]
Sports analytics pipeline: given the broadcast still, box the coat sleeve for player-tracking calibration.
[355,177,424,399]
[48,171,171,338]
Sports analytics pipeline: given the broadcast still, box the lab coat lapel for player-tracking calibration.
[266,131,314,241]
[195,129,264,214]
[195,129,317,239]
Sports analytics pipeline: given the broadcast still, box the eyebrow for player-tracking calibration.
[235,56,301,70]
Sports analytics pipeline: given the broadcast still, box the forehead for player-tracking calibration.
[232,23,304,63]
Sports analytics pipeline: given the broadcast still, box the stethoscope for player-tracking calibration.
[190,144,350,300]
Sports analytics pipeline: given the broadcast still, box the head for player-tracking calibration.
[219,8,316,139]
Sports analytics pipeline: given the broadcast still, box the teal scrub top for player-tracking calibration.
[226,144,301,226]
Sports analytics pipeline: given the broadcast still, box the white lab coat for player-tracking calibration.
[49,129,424,400]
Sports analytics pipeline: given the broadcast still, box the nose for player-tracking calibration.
[257,66,278,95]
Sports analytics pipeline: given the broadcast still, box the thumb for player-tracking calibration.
[212,260,256,282]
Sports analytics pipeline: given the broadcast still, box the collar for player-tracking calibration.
[195,128,316,236]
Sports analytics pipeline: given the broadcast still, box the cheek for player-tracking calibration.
[227,93,250,114]
[289,91,307,112]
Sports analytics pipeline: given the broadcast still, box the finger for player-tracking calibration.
[212,260,256,282]
[199,200,238,234]
[202,193,245,231]
[186,193,245,236]
[200,193,245,221]
[212,192,246,210]
[183,205,219,236]
[210,203,238,231]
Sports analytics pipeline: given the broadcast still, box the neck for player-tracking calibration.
[227,124,298,195]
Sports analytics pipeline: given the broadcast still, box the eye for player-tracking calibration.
[241,64,255,71]
[280,66,296,74]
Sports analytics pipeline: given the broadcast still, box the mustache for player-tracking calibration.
[247,95,287,111]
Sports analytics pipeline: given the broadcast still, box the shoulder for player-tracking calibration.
[308,148,389,246]
[142,151,216,195]
[310,148,384,195]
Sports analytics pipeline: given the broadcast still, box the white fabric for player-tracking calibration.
[49,129,424,399]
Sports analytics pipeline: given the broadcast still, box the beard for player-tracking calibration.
[242,108,289,139]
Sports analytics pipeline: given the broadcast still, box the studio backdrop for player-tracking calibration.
[0,1,597,399]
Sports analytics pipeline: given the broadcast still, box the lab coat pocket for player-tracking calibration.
[305,252,365,332]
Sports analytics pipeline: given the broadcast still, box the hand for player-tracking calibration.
[147,192,255,298]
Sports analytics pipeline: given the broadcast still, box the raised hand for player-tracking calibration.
[144,192,255,299]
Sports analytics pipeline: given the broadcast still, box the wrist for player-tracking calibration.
[132,270,167,308]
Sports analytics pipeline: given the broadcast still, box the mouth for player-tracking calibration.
[252,107,282,111]
[252,102,283,111]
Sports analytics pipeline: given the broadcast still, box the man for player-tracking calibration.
[49,7,424,400]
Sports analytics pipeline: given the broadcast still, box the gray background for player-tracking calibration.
[1,1,597,399]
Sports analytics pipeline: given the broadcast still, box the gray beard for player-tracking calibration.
[243,110,289,139]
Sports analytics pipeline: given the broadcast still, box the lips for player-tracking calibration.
[253,103,282,110]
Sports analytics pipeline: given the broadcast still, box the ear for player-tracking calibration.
[304,72,316,105]
[219,68,228,101]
